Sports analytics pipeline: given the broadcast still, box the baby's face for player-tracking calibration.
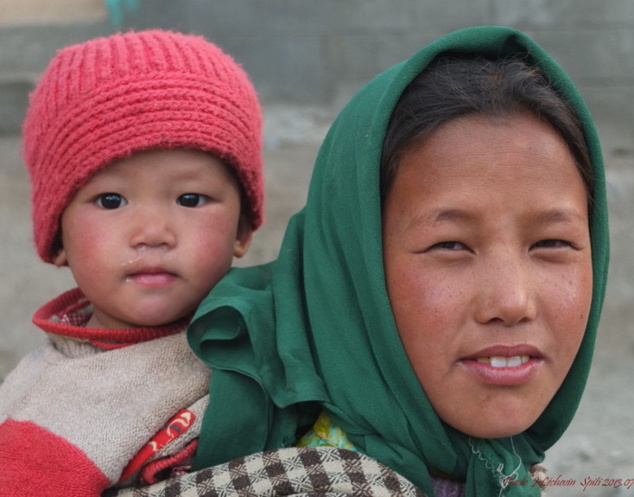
[55,149,251,329]
[382,112,592,438]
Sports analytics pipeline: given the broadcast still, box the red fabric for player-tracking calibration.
[0,419,109,497]
[32,287,190,345]
[140,439,199,484]
[119,409,196,482]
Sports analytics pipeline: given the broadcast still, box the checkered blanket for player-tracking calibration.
[106,447,427,497]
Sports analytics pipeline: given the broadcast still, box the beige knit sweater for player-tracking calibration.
[0,287,211,497]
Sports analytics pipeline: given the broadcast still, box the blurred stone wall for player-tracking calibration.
[2,0,634,131]
[0,0,105,24]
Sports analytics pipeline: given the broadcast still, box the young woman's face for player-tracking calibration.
[56,149,252,329]
[382,113,592,438]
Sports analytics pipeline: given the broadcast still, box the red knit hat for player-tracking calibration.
[23,29,263,263]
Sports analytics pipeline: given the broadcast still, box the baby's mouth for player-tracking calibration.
[476,356,530,368]
[126,270,177,286]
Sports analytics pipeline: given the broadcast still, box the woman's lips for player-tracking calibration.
[460,345,544,386]
[476,355,530,367]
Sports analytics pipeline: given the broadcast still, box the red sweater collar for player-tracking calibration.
[33,288,191,348]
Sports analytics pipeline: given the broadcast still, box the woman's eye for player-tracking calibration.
[533,239,571,249]
[177,193,208,208]
[428,241,467,251]
[95,193,126,209]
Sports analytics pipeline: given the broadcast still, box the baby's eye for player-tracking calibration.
[177,193,208,208]
[95,193,126,209]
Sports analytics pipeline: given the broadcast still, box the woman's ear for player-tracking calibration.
[233,215,254,258]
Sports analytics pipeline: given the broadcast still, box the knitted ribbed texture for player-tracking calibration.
[23,29,263,263]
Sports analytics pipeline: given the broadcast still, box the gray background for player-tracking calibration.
[3,1,634,132]
[1,1,633,495]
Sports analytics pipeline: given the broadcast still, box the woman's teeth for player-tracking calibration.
[477,356,530,368]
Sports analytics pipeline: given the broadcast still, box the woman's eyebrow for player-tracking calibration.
[405,208,476,232]
[529,208,587,225]
[404,207,586,233]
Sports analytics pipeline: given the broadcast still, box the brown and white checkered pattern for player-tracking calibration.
[107,447,428,497]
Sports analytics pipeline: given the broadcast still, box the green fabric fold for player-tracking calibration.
[189,26,609,497]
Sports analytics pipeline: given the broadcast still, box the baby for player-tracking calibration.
[0,29,263,496]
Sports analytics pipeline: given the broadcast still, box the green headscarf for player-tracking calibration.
[188,26,609,497]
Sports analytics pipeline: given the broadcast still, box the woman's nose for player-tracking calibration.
[473,252,537,327]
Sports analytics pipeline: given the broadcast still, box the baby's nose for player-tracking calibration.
[129,208,177,249]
